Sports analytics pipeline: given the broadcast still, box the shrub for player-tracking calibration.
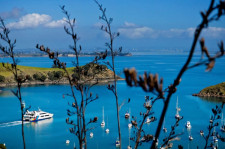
[0,75,5,82]
[33,73,46,82]
[25,75,32,81]
[48,71,64,81]
[0,144,7,149]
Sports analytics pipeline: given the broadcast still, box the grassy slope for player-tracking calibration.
[200,82,225,96]
[0,63,73,78]
[0,63,116,85]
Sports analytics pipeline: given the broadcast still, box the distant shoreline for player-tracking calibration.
[0,52,132,58]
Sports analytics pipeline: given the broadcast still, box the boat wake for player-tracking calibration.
[0,121,29,128]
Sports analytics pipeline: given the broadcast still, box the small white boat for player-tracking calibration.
[200,130,204,136]
[23,108,53,122]
[213,136,218,142]
[186,121,191,129]
[128,123,132,128]
[105,128,109,133]
[90,132,93,137]
[163,127,167,133]
[66,140,70,144]
[101,121,105,127]
[22,101,25,109]
[146,117,151,123]
[127,145,132,149]
[115,139,120,147]
[101,106,105,127]
[189,135,193,141]
[125,111,130,119]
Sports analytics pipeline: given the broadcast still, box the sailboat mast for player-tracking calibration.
[222,113,223,125]
[176,96,179,115]
[102,106,104,122]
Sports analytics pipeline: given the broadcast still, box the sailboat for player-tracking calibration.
[163,118,167,133]
[188,127,193,141]
[128,108,132,128]
[220,113,225,132]
[105,116,109,133]
[115,138,120,147]
[146,117,151,123]
[90,132,94,138]
[127,128,132,149]
[125,110,130,119]
[213,127,218,143]
[101,106,105,127]
[186,121,192,129]
[175,96,181,119]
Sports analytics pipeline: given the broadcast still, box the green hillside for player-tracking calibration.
[0,63,115,86]
[193,82,225,97]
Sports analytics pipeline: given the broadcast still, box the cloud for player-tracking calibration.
[0,7,24,19]
[118,26,155,39]
[118,22,225,39]
[7,13,51,29]
[123,21,137,27]
[93,22,104,28]
[45,18,67,28]
[202,27,225,38]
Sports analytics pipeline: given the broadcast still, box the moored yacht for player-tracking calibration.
[186,121,192,129]
[23,108,53,122]
[125,111,130,119]
[189,135,193,141]
[101,106,105,127]
[220,113,225,132]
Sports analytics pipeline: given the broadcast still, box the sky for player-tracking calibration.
[0,0,225,53]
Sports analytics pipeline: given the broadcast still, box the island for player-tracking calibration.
[0,63,121,87]
[192,82,225,98]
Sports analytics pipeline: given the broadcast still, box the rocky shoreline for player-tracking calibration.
[192,93,225,98]
[0,78,123,87]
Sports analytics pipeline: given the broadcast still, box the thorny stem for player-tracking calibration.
[134,110,150,149]
[151,0,225,148]
[0,18,26,149]
[94,0,122,147]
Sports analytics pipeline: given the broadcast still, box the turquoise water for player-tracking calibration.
[0,55,225,149]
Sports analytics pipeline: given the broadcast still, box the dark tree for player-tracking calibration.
[36,6,107,149]
[0,18,27,149]
[95,0,124,147]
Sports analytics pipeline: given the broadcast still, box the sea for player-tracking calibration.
[0,54,225,149]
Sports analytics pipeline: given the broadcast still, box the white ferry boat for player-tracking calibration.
[23,109,53,122]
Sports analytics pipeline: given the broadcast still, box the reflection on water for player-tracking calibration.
[26,118,54,134]
[0,89,13,97]
[30,118,53,127]
[199,96,225,103]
